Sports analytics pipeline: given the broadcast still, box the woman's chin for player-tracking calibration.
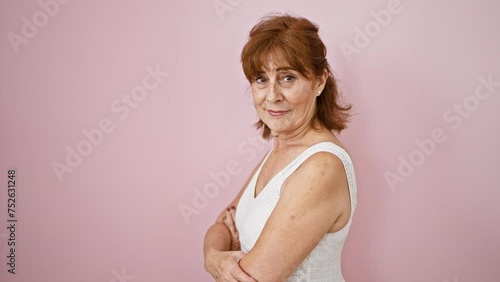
[269,128,286,137]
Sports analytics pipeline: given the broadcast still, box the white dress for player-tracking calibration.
[235,142,357,282]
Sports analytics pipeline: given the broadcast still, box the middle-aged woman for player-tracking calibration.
[204,13,357,282]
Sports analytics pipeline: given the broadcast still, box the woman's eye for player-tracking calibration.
[255,76,267,83]
[283,75,295,82]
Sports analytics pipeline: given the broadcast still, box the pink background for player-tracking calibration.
[1,0,499,281]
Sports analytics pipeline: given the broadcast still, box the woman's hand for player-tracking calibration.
[224,206,241,251]
[205,249,256,282]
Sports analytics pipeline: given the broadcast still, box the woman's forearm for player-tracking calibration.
[204,222,257,281]
[203,222,232,260]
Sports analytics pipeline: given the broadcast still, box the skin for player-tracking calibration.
[203,56,352,282]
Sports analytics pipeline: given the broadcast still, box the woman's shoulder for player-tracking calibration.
[285,145,347,188]
[304,132,351,159]
[302,147,346,175]
[286,136,352,185]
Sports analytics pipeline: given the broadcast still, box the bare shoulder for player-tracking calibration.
[280,149,351,233]
[282,150,347,197]
[304,150,345,172]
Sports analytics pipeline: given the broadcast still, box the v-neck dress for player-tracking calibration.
[235,142,357,282]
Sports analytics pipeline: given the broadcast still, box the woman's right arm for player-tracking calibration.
[203,151,268,282]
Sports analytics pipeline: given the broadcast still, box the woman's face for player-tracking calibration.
[251,57,325,137]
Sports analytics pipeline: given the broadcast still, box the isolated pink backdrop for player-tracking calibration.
[1,0,499,281]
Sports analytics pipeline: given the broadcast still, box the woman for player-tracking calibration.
[204,13,357,282]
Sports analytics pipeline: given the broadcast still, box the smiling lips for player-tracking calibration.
[267,110,289,117]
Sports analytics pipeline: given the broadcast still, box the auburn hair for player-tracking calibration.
[240,13,352,139]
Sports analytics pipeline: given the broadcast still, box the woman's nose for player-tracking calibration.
[266,82,282,102]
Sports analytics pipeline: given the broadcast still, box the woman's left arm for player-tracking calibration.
[238,152,349,282]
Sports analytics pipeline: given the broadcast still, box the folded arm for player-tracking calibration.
[204,152,270,282]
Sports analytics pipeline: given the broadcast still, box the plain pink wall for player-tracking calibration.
[1,0,499,281]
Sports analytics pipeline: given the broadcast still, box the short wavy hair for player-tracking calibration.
[241,13,352,139]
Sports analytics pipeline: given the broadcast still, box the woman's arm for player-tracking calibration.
[203,195,245,277]
[239,152,349,282]
[203,151,269,281]
[204,212,252,281]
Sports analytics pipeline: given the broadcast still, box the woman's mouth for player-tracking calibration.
[267,110,288,117]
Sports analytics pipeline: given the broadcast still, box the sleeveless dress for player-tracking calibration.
[235,142,357,282]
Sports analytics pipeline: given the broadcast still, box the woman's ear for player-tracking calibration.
[316,69,329,94]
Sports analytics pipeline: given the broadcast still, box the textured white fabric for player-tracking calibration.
[235,142,357,282]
